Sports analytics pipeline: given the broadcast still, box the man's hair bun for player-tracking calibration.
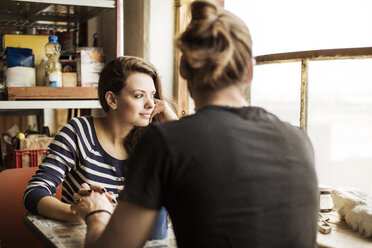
[178,0,252,92]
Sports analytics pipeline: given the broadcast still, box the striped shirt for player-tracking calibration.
[23,116,126,214]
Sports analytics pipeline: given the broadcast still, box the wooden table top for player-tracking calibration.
[24,210,371,248]
[317,210,372,248]
[24,212,176,248]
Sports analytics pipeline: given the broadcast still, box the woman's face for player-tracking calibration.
[115,72,156,127]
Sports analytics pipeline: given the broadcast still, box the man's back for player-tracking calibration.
[123,105,318,248]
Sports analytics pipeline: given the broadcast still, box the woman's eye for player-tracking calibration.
[134,94,143,98]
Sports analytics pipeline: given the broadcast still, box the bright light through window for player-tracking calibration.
[226,0,372,195]
[225,0,372,55]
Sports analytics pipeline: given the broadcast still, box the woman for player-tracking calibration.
[23,56,178,225]
[73,1,318,248]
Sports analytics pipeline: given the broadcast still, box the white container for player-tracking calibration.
[5,66,35,87]
[319,185,333,212]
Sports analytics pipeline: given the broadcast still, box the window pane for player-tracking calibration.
[226,0,372,195]
[225,0,372,55]
[307,59,372,195]
[251,63,301,126]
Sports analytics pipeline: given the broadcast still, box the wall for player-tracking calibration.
[147,0,175,99]
[98,9,117,63]
[124,0,175,99]
[124,0,145,58]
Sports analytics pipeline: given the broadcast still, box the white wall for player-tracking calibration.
[124,0,175,99]
[146,0,175,99]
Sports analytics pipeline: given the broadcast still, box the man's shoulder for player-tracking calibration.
[152,113,200,133]
[249,107,306,135]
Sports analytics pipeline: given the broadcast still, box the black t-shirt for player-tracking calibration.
[120,106,318,248]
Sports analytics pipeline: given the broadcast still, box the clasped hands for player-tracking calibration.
[71,183,116,223]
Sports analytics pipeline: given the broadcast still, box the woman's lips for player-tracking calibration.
[140,113,151,118]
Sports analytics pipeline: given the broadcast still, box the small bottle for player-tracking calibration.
[45,36,62,87]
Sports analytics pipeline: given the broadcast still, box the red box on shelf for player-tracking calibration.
[4,147,49,168]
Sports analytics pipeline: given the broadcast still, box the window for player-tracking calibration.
[226,0,372,195]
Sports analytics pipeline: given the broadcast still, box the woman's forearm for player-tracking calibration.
[37,196,82,223]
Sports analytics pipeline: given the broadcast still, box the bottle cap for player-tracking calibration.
[49,35,58,43]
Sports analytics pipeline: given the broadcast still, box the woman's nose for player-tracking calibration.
[145,96,155,109]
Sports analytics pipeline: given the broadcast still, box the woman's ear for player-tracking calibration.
[105,91,118,110]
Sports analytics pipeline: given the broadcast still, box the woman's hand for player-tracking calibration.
[150,99,179,123]
[77,183,117,204]
[71,183,114,221]
[68,207,85,224]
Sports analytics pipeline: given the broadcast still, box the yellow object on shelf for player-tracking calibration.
[3,34,49,67]
[62,72,77,87]
[17,132,26,140]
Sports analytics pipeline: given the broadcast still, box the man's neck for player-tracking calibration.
[194,84,249,111]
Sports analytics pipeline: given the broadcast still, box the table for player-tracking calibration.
[24,211,371,248]
[317,211,372,248]
[24,212,177,248]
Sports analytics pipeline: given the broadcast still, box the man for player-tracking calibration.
[73,1,319,247]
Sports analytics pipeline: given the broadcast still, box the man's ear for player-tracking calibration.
[105,91,118,110]
[244,58,255,85]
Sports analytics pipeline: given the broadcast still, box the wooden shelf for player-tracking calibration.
[7,87,98,100]
[0,100,101,109]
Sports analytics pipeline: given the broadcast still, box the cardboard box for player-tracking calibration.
[19,135,53,150]
[62,72,77,87]
[76,47,104,87]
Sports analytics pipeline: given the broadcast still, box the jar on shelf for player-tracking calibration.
[319,185,333,213]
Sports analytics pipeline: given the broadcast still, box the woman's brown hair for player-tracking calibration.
[177,0,253,93]
[98,56,163,112]
[98,56,163,156]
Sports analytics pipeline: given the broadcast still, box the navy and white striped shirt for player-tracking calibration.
[23,116,126,214]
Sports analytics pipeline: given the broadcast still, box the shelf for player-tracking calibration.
[1,87,101,109]
[0,0,115,30]
[13,0,115,8]
[0,100,101,109]
[7,87,98,100]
